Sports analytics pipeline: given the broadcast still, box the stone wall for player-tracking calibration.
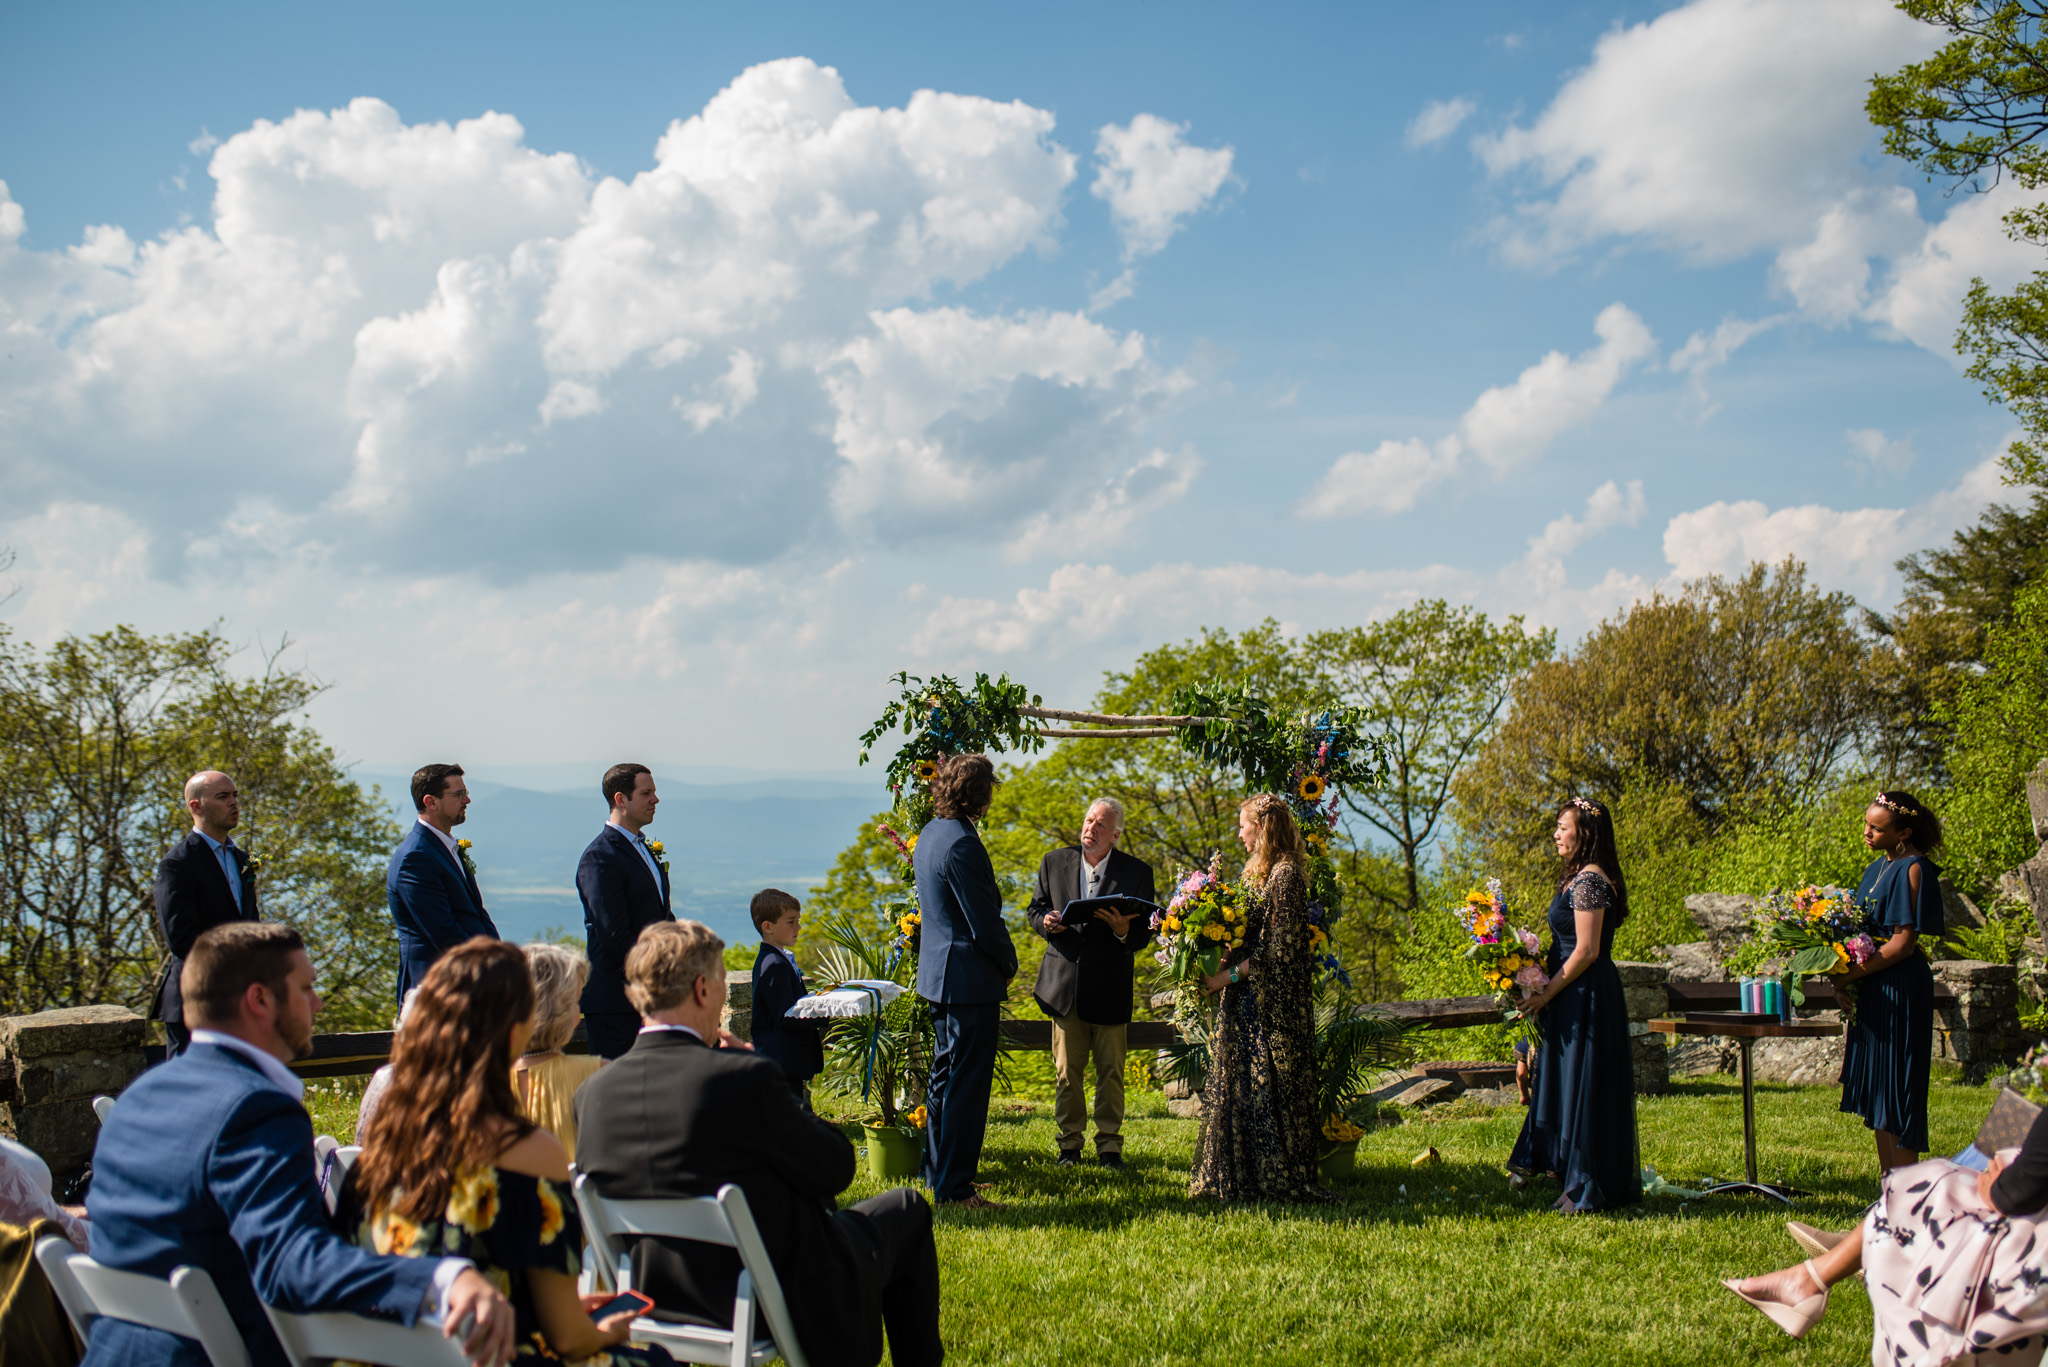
[1616,961,1672,1094]
[0,1005,148,1186]
[1933,959,2022,1083]
[721,969,754,1043]
[2008,759,2048,944]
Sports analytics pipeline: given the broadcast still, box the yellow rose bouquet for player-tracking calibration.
[1152,854,1250,987]
[1453,879,1550,1036]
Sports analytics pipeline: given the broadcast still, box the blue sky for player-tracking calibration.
[0,0,2027,781]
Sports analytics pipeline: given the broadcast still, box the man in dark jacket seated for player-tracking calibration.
[575,921,941,1367]
[84,922,514,1367]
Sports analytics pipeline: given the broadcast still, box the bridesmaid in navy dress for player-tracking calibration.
[1509,797,1642,1213]
[1835,790,1944,1174]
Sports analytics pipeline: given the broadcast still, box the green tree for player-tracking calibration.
[1304,602,1554,918]
[1867,490,2048,775]
[1939,581,2048,896]
[0,626,402,1029]
[1869,0,2048,486]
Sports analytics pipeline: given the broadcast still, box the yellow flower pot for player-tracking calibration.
[864,1123,923,1180]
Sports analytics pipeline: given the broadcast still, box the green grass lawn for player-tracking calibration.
[306,1068,2004,1366]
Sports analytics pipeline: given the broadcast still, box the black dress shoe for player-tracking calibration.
[1055,1150,1081,1167]
[1098,1152,1124,1168]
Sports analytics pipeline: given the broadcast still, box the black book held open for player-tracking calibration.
[1056,894,1162,933]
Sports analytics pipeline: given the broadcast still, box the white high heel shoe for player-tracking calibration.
[1723,1260,1828,1339]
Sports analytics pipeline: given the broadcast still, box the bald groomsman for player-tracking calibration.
[153,770,262,1056]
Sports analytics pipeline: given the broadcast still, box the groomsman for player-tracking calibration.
[386,763,497,1001]
[576,763,675,1059]
[153,770,262,1056]
[1026,797,1155,1166]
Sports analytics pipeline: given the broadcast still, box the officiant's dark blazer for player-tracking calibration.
[574,1029,889,1367]
[576,823,674,1018]
[1025,846,1156,1025]
[153,832,262,1027]
[385,822,497,1000]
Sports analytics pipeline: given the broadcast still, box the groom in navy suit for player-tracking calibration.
[386,763,498,1001]
[576,763,675,1058]
[912,754,1016,1209]
[84,921,515,1367]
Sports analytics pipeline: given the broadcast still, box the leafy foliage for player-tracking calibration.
[808,909,934,1125]
[1313,980,1413,1123]
[1939,581,2048,894]
[856,671,1044,796]
[0,626,400,1028]
[1868,0,2048,486]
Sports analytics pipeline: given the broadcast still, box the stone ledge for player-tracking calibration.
[1934,959,2019,986]
[0,1005,148,1059]
[1613,961,1672,988]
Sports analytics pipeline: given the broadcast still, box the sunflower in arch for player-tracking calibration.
[1297,774,1327,802]
[914,758,939,782]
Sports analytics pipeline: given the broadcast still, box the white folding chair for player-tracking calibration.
[33,1235,250,1367]
[572,1174,806,1367]
[91,1094,116,1125]
[261,1303,469,1367]
[313,1136,342,1214]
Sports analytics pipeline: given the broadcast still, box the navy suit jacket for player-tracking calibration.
[912,818,1017,1005]
[82,1043,435,1367]
[386,822,498,1000]
[750,943,823,1084]
[152,833,261,1026]
[576,825,674,1017]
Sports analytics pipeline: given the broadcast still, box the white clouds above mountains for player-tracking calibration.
[0,60,1217,588]
[1298,302,1654,518]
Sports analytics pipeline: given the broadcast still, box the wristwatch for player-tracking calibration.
[1228,966,1240,984]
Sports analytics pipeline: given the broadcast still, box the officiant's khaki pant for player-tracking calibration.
[1052,1013,1127,1155]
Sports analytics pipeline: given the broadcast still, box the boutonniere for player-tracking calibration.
[456,837,479,879]
[646,839,670,874]
[243,855,262,878]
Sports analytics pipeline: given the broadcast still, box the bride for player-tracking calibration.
[1188,793,1331,1203]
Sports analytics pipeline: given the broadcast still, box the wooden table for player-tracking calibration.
[1648,1015,1843,1202]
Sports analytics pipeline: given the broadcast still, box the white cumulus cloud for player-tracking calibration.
[1091,114,1235,260]
[1405,97,1476,150]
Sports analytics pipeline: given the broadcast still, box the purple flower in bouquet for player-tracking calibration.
[1845,933,1878,965]
[1517,928,1540,955]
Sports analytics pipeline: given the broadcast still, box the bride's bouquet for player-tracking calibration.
[1753,884,1881,1021]
[1152,854,1249,987]
[1453,880,1549,1033]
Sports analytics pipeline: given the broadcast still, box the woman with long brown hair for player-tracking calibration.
[344,938,680,1365]
[1506,798,1641,1213]
[1189,793,1331,1203]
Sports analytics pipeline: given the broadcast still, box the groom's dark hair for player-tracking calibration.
[931,754,999,820]
[603,763,651,808]
[410,763,464,812]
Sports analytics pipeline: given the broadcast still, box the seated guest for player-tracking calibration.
[0,1135,87,1251]
[84,922,513,1367]
[576,921,942,1367]
[353,989,417,1146]
[1725,1105,2048,1357]
[747,889,823,1107]
[345,938,678,1367]
[513,942,604,1161]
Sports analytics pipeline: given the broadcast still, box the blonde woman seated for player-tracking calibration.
[344,938,679,1366]
[515,943,604,1163]
[1726,1105,2048,1361]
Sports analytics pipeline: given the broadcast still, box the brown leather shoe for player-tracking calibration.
[942,1193,1007,1210]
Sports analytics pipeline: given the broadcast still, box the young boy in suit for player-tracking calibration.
[749,888,824,1107]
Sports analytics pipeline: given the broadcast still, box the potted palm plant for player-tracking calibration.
[812,907,935,1180]
[1314,981,1411,1181]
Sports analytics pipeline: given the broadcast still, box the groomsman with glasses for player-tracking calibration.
[386,762,498,1001]
[153,770,262,1057]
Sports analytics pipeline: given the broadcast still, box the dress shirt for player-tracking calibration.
[190,1028,476,1313]
[610,820,664,889]
[771,943,803,982]
[1081,851,1107,902]
[638,1022,705,1043]
[195,830,243,911]
[415,818,461,863]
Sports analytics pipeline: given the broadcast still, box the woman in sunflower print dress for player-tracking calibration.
[1189,793,1332,1203]
[342,938,680,1366]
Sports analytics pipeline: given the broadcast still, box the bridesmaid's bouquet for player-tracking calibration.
[1754,884,1880,1021]
[1152,855,1249,986]
[1453,880,1549,1031]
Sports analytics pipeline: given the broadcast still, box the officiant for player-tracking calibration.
[1025,797,1157,1167]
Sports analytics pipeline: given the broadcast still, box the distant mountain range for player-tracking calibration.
[355,769,885,946]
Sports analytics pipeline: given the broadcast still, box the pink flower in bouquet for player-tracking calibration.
[1517,928,1540,955]
[1515,964,1550,993]
[1845,933,1878,965]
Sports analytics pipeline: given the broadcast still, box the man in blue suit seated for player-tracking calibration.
[387,763,498,1001]
[84,921,515,1367]
[575,762,675,1059]
[911,754,1017,1210]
